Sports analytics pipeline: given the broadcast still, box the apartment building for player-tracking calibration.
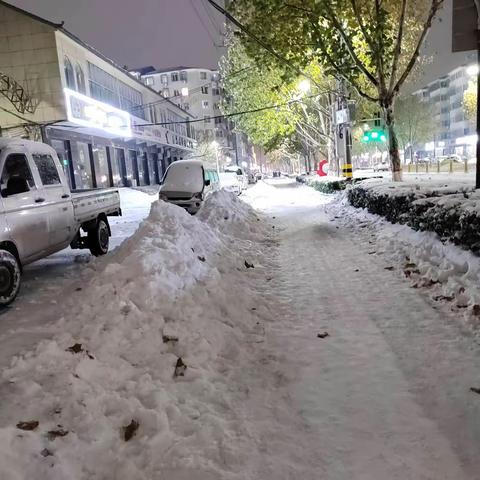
[131,65,258,168]
[415,63,476,158]
[0,1,195,189]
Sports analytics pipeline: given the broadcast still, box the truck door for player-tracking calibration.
[31,152,74,248]
[0,151,50,261]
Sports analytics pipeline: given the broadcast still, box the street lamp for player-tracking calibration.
[298,79,311,94]
[467,64,479,76]
[211,140,220,173]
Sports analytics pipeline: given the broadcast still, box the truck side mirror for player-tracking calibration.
[4,176,29,196]
[204,179,211,186]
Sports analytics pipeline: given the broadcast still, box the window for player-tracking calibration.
[64,56,76,90]
[214,116,223,124]
[204,116,211,123]
[183,102,190,111]
[88,62,144,118]
[144,76,155,86]
[201,86,209,94]
[180,71,187,82]
[1,154,35,193]
[213,102,220,110]
[171,72,179,82]
[162,88,170,98]
[202,100,209,108]
[212,87,220,96]
[173,89,180,97]
[200,71,207,80]
[32,154,61,185]
[161,74,168,84]
[75,64,86,94]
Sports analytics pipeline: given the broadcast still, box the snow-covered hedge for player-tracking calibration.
[347,180,480,252]
[310,177,375,194]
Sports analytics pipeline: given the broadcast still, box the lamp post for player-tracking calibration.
[211,140,220,174]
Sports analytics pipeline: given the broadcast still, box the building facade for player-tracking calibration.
[415,63,476,158]
[0,1,196,190]
[131,66,257,169]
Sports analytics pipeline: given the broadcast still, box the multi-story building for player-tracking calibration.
[131,66,256,169]
[415,64,476,158]
[0,1,195,190]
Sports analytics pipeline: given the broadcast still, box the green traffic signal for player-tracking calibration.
[361,129,387,143]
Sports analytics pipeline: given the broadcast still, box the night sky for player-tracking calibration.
[7,0,474,86]
[8,0,226,71]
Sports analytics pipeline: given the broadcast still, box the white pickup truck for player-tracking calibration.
[0,138,121,305]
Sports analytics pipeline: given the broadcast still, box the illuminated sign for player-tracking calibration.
[64,88,132,137]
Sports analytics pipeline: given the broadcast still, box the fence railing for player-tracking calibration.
[403,160,475,174]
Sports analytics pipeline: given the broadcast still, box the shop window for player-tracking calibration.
[74,142,94,189]
[93,146,110,188]
[75,64,86,94]
[64,56,76,90]
[32,154,61,185]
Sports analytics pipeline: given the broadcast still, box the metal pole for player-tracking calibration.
[475,0,480,188]
[476,28,480,188]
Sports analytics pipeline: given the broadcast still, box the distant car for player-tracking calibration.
[255,172,262,181]
[373,161,390,172]
[219,172,241,195]
[159,160,215,214]
[296,173,307,183]
[247,172,257,184]
[224,166,248,191]
[438,154,462,164]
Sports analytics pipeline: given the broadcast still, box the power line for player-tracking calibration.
[189,0,220,48]
[34,92,321,133]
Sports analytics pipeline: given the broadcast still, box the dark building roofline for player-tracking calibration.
[137,66,219,75]
[0,0,194,118]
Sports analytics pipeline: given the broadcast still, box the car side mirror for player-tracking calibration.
[204,179,211,186]
[4,176,29,196]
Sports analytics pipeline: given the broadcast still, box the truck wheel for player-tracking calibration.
[88,218,110,256]
[0,250,21,306]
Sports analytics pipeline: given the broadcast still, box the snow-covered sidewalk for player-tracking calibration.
[2,182,480,479]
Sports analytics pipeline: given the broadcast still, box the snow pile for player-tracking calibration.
[198,189,269,241]
[327,196,480,331]
[0,194,273,480]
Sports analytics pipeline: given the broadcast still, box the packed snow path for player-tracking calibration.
[2,182,480,479]
[242,181,480,479]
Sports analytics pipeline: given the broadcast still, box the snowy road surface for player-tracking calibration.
[2,181,480,479]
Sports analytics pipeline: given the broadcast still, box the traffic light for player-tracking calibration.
[361,129,387,143]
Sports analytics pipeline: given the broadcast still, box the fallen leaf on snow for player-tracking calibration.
[162,335,179,343]
[197,256,206,262]
[174,357,187,377]
[47,429,69,440]
[66,343,83,354]
[470,387,480,395]
[245,261,255,269]
[123,419,139,442]
[16,421,39,431]
[317,332,330,339]
[40,448,53,457]
[384,266,394,271]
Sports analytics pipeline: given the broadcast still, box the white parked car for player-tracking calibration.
[224,166,248,191]
[0,138,122,305]
[219,171,241,195]
[159,160,217,214]
[373,161,390,172]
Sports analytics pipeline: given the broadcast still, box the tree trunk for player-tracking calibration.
[383,102,402,181]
